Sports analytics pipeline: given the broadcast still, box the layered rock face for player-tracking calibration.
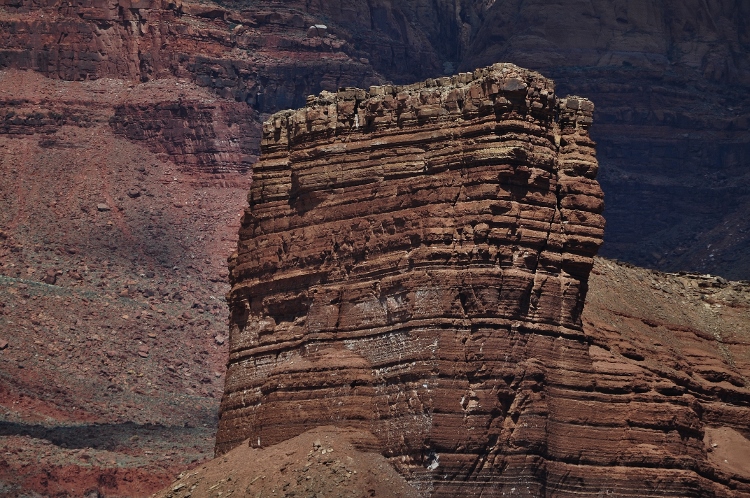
[0,0,380,112]
[110,99,259,173]
[580,259,750,497]
[3,0,749,277]
[458,0,750,278]
[0,69,259,173]
[301,0,750,277]
[219,64,609,495]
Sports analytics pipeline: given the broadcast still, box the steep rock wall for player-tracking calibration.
[110,99,260,173]
[0,70,260,173]
[218,64,609,495]
[457,0,750,279]
[0,0,381,112]
[2,0,750,276]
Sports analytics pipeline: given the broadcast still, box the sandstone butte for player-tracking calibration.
[208,64,750,497]
[1,0,749,495]
[203,64,573,494]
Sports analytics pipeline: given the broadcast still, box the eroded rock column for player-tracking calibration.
[218,63,605,496]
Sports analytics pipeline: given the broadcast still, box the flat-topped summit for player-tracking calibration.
[259,63,595,149]
[218,64,606,495]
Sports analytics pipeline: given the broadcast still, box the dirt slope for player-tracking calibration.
[0,69,250,497]
[152,427,421,498]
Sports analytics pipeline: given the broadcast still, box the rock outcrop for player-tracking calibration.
[0,70,259,173]
[109,99,259,173]
[0,0,381,112]
[219,64,608,495]
[578,259,750,497]
[219,63,750,496]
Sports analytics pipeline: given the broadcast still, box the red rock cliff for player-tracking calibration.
[0,0,381,111]
[2,0,750,277]
[218,63,607,495]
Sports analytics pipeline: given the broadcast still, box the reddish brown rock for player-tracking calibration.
[2,0,748,277]
[0,0,381,112]
[0,69,246,497]
[216,63,750,496]
[0,69,261,173]
[109,99,260,173]
[218,64,608,495]
[42,268,57,284]
[577,259,750,497]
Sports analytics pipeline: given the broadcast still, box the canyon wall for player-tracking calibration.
[0,0,380,112]
[0,69,260,173]
[218,64,611,495]
[109,99,259,173]
[291,0,750,277]
[2,0,749,276]
[459,0,750,279]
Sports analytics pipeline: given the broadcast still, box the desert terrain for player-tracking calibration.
[0,0,748,496]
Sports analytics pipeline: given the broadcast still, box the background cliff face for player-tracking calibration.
[271,0,750,278]
[4,0,747,276]
[459,0,750,279]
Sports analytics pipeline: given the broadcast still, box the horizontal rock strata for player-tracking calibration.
[0,70,260,173]
[110,100,259,173]
[3,0,750,278]
[579,258,750,497]
[219,63,612,496]
[0,0,380,112]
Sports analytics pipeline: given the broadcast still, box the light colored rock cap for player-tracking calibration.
[262,63,594,148]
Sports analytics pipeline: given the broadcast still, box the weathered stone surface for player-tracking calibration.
[218,64,607,495]
[579,258,750,497]
[109,99,259,173]
[0,0,381,112]
[0,70,260,173]
[2,0,748,277]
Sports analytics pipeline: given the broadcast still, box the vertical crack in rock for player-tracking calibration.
[220,64,608,495]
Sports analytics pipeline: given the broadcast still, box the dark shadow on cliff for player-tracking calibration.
[0,421,215,451]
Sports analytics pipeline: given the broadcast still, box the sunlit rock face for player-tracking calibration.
[220,63,608,496]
